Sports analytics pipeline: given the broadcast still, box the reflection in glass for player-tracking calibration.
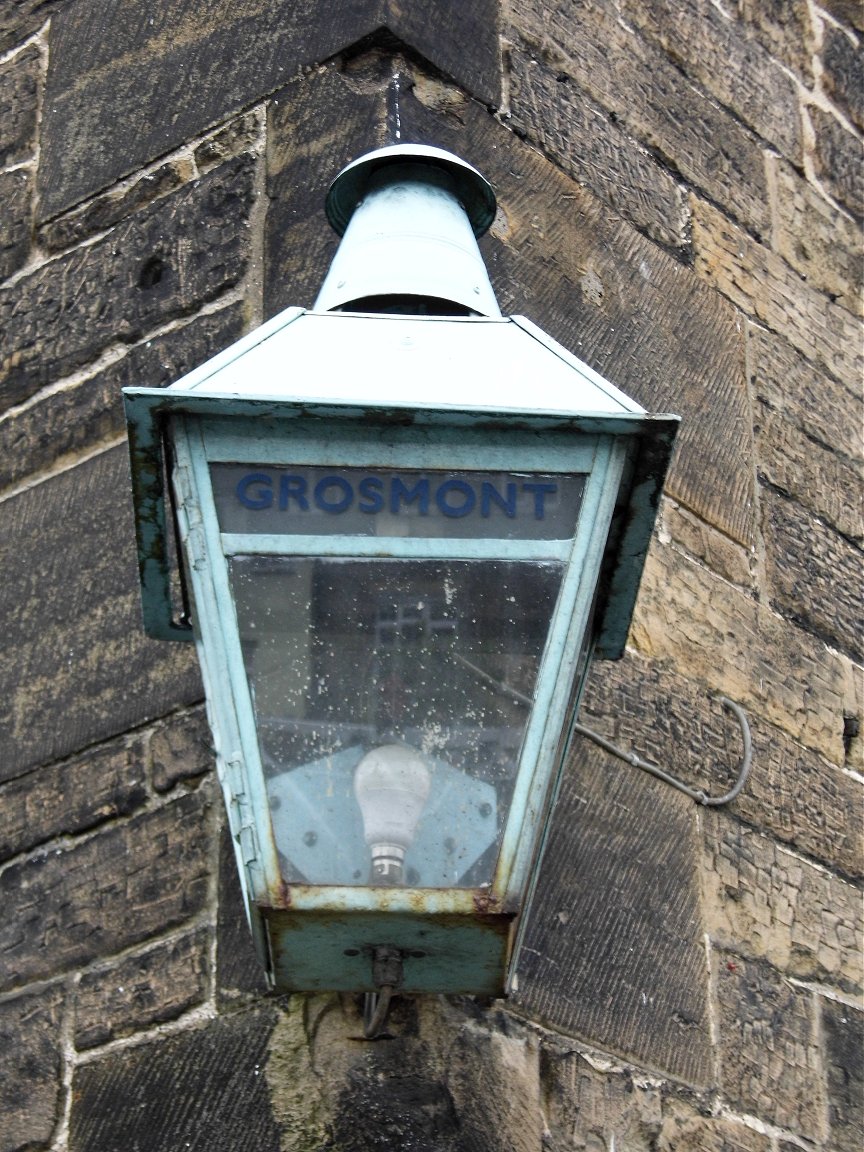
[230,558,564,889]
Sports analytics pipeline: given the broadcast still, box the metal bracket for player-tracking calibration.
[573,696,753,806]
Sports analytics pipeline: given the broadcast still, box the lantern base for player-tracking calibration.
[261,907,515,996]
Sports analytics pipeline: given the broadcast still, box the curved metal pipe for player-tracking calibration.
[572,695,753,807]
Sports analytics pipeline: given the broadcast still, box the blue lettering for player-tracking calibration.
[391,476,430,515]
[436,478,476,518]
[480,481,516,518]
[279,474,309,511]
[358,475,385,514]
[522,481,557,519]
[236,472,273,510]
[314,475,353,513]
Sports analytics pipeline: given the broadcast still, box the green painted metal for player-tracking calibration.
[121,304,679,994]
[123,388,677,656]
[265,909,514,995]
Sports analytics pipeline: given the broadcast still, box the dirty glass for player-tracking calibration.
[229,557,564,889]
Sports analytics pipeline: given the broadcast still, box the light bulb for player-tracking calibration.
[354,744,431,885]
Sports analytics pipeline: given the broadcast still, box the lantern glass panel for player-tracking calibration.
[229,556,565,889]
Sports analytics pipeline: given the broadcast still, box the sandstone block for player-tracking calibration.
[762,486,863,662]
[509,0,771,234]
[0,167,31,281]
[0,302,246,496]
[693,197,862,391]
[618,0,802,161]
[821,23,864,132]
[0,986,64,1152]
[659,498,754,588]
[0,736,147,860]
[748,321,861,464]
[770,157,863,318]
[193,109,264,174]
[581,651,863,879]
[149,706,214,793]
[0,446,202,777]
[631,539,850,763]
[507,43,689,252]
[38,0,500,219]
[540,1047,665,1151]
[0,43,39,167]
[754,398,863,543]
[716,951,825,1139]
[657,1097,771,1152]
[267,58,755,547]
[809,104,864,218]
[702,811,863,992]
[822,997,864,1151]
[515,739,712,1086]
[74,928,210,1050]
[819,0,864,33]
[1,156,255,411]
[737,0,814,81]
[0,788,212,990]
[68,1008,280,1152]
[37,159,192,253]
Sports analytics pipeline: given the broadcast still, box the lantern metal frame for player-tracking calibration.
[124,307,677,997]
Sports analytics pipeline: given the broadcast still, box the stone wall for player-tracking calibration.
[0,2,860,1149]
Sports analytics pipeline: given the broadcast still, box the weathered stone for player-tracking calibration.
[38,0,501,219]
[659,497,754,588]
[507,43,690,253]
[581,650,864,880]
[509,0,771,235]
[618,0,802,161]
[630,538,851,763]
[74,928,210,1050]
[514,740,712,1086]
[267,58,755,547]
[0,302,246,496]
[810,104,864,218]
[716,951,825,1139]
[0,3,65,54]
[819,0,864,33]
[0,43,39,167]
[216,823,269,1004]
[754,398,863,543]
[68,1008,281,1152]
[703,811,863,992]
[761,485,864,661]
[0,446,202,777]
[37,159,193,253]
[693,196,863,390]
[657,1097,771,1152]
[149,705,214,793]
[193,109,264,173]
[0,986,64,1152]
[0,167,31,281]
[770,157,863,318]
[0,787,212,990]
[822,23,864,131]
[737,0,814,81]
[540,1046,664,1151]
[822,997,864,1151]
[0,736,147,859]
[748,321,861,464]
[1,156,254,411]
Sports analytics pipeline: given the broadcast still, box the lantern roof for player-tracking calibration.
[162,307,645,417]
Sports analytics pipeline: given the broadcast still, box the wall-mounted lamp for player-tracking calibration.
[123,145,679,1020]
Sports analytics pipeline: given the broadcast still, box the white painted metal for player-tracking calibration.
[167,310,644,417]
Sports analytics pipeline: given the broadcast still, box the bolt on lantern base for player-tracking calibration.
[123,144,678,997]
